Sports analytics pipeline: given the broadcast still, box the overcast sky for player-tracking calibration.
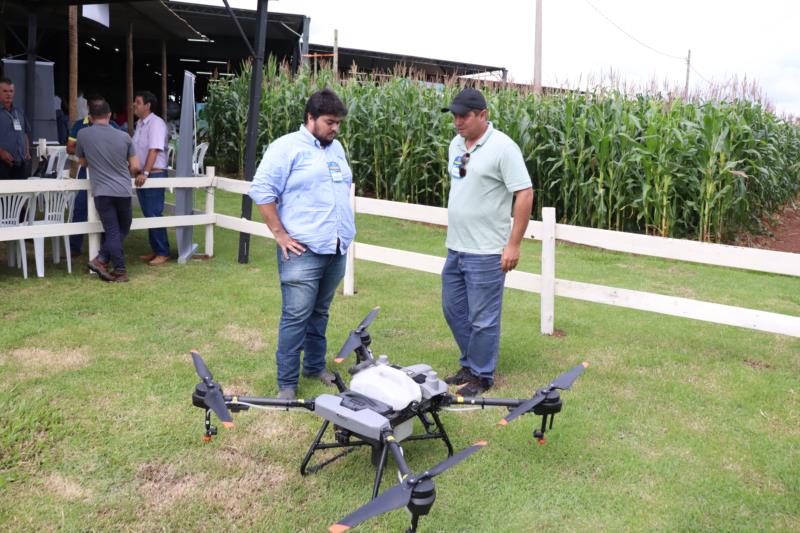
[175,0,800,117]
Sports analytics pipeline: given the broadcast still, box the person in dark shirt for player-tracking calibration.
[0,77,31,180]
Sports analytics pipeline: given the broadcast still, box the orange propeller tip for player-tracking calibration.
[582,361,589,368]
[334,358,345,363]
[498,419,508,426]
[222,422,234,429]
[475,440,489,447]
[329,524,350,533]
[190,349,199,354]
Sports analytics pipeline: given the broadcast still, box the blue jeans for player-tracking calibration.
[275,246,346,389]
[441,249,506,383]
[135,170,170,256]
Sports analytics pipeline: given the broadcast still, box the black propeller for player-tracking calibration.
[328,440,487,532]
[500,362,588,425]
[334,307,380,363]
[191,350,234,428]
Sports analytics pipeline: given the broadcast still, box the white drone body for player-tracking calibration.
[349,354,449,410]
[313,354,450,442]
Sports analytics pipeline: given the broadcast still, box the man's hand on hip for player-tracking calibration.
[501,243,521,272]
[275,231,306,260]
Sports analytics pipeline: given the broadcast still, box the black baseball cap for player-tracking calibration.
[441,88,487,114]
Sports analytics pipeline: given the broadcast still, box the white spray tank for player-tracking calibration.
[349,355,422,411]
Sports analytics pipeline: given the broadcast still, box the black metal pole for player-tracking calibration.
[237,0,269,263]
[26,11,37,145]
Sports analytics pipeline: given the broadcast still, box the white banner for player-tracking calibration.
[82,4,110,28]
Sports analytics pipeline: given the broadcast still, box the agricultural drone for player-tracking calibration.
[191,307,587,532]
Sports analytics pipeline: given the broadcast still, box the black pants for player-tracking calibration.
[94,195,132,271]
[0,162,27,179]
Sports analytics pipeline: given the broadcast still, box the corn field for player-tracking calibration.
[204,60,800,242]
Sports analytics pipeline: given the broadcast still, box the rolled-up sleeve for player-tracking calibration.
[249,142,289,205]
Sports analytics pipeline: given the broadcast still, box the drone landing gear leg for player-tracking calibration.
[407,412,454,457]
[371,443,389,499]
[300,420,367,476]
[430,411,454,457]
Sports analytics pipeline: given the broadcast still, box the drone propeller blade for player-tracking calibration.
[356,306,380,332]
[551,361,589,390]
[334,307,380,363]
[191,351,233,428]
[334,332,362,363]
[191,350,213,382]
[423,440,487,479]
[328,482,411,532]
[203,386,234,427]
[500,390,546,425]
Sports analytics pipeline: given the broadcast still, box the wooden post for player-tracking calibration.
[533,0,542,94]
[540,207,555,334]
[68,6,78,122]
[205,166,215,257]
[684,49,691,100]
[343,182,355,296]
[0,24,6,77]
[333,29,338,80]
[161,40,168,119]
[126,23,134,136]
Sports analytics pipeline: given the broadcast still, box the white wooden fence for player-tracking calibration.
[2,173,799,338]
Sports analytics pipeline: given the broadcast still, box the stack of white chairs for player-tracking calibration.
[1,193,34,279]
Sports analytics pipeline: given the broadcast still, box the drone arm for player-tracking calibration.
[224,395,315,412]
[382,430,413,479]
[443,394,528,410]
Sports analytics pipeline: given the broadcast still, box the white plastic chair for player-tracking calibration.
[1,193,33,279]
[192,142,209,177]
[43,147,68,179]
[167,144,176,171]
[28,190,73,277]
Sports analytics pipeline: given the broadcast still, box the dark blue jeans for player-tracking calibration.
[275,246,346,389]
[94,195,132,271]
[441,249,506,383]
[135,170,170,256]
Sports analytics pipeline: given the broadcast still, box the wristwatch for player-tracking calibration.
[143,170,150,177]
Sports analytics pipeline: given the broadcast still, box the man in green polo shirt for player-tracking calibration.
[440,87,534,397]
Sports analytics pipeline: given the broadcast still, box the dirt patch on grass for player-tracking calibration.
[219,324,265,352]
[42,472,93,501]
[1,346,90,378]
[136,462,201,511]
[743,358,773,370]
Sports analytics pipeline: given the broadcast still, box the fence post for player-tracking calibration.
[87,170,100,260]
[343,182,355,296]
[205,166,215,257]
[540,207,556,335]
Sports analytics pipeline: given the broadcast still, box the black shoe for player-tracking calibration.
[456,377,492,397]
[444,367,473,386]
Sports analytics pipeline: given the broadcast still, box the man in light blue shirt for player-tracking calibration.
[249,88,355,400]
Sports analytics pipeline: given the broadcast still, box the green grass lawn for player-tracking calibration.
[1,190,798,532]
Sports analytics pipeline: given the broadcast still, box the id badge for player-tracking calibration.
[328,161,343,182]
[12,117,22,131]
